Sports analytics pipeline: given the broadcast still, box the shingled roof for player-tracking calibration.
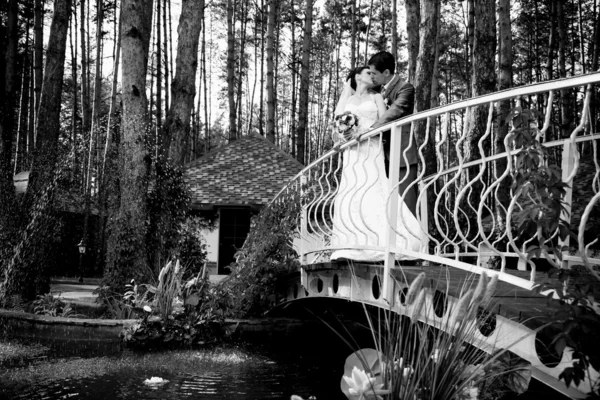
[184,135,304,208]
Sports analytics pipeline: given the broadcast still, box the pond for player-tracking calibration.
[0,344,347,400]
[0,300,573,400]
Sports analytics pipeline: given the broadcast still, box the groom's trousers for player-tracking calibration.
[382,124,419,216]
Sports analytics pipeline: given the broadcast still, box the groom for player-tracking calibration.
[368,51,418,216]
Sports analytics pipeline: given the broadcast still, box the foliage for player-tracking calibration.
[536,265,600,395]
[120,260,229,349]
[0,158,67,303]
[506,107,600,395]
[32,293,74,318]
[146,158,192,275]
[173,218,210,281]
[337,271,531,400]
[217,187,302,318]
[507,107,572,265]
[94,285,137,320]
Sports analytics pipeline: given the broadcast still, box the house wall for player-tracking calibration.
[201,222,219,276]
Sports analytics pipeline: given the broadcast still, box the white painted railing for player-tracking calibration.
[273,73,600,295]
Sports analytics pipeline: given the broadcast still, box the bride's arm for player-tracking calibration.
[334,79,355,116]
[373,93,387,119]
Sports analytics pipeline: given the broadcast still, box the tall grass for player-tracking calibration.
[344,268,531,400]
[153,260,184,319]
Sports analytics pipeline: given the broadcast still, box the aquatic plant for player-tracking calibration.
[120,260,228,348]
[336,271,532,400]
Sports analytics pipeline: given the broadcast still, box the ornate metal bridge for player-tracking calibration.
[272,73,600,398]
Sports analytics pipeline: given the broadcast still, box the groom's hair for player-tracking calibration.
[368,51,395,75]
[347,66,370,90]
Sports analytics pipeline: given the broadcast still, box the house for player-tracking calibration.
[184,134,304,277]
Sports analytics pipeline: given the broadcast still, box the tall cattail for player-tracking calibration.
[480,274,499,306]
[451,289,474,324]
[406,273,426,305]
[410,289,426,321]
[470,272,489,309]
[158,261,172,285]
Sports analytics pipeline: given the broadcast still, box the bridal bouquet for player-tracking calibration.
[333,111,359,143]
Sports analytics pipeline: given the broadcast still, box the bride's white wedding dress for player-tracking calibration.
[330,95,425,262]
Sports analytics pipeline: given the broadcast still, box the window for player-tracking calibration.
[218,208,251,274]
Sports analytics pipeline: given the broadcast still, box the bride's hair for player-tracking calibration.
[347,66,371,91]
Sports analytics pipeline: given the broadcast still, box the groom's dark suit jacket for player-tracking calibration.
[371,75,417,168]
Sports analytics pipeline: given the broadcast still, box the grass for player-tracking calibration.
[0,341,49,368]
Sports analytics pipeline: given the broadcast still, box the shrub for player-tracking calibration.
[120,260,228,349]
[217,188,301,318]
[32,293,74,318]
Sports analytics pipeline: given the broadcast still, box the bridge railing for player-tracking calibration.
[272,73,600,293]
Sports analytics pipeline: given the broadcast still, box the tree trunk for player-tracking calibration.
[290,0,297,158]
[0,0,19,231]
[103,5,121,179]
[80,0,91,136]
[391,0,397,61]
[363,0,374,63]
[413,0,438,177]
[1,0,72,302]
[496,0,513,209]
[156,0,162,140]
[16,18,32,175]
[163,0,170,117]
[350,0,356,68]
[34,0,44,124]
[70,5,79,182]
[466,0,474,96]
[578,0,586,74]
[557,0,571,137]
[104,0,154,288]
[167,0,204,166]
[464,0,496,163]
[226,0,236,141]
[83,0,104,265]
[547,0,556,81]
[296,0,313,165]
[265,0,277,143]
[405,0,420,83]
[259,0,265,137]
[236,0,248,138]
[202,7,210,150]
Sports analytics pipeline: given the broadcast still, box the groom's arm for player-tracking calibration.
[370,82,415,129]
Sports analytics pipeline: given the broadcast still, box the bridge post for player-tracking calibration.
[382,122,405,305]
[300,173,308,265]
[418,180,429,265]
[559,139,576,269]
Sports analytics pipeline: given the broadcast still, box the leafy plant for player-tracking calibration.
[32,293,74,317]
[506,107,572,266]
[217,187,302,318]
[120,260,227,349]
[95,285,137,319]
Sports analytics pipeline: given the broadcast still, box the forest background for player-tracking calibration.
[0,0,598,301]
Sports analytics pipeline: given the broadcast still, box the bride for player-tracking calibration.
[330,66,425,262]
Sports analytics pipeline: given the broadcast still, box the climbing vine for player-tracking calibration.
[217,187,302,318]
